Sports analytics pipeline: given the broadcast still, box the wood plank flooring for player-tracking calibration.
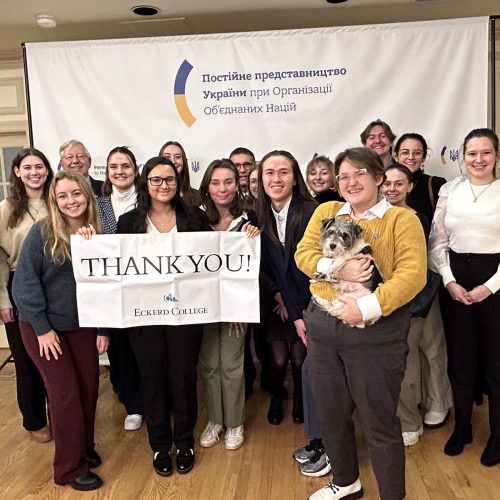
[1,349,500,499]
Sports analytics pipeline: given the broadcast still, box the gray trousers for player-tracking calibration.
[304,301,409,500]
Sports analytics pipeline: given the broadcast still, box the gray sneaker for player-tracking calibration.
[299,451,331,477]
[293,439,324,464]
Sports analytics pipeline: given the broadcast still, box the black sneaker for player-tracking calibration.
[299,452,331,477]
[153,451,173,476]
[293,438,324,463]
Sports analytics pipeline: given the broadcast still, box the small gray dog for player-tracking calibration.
[312,218,383,327]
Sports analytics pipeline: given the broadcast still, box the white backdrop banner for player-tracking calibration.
[25,17,488,182]
[70,232,260,327]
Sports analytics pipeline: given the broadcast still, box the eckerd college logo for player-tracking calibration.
[163,293,178,303]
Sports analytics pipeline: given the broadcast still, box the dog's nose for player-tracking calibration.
[330,243,336,250]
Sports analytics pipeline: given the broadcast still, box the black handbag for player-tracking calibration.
[408,269,441,318]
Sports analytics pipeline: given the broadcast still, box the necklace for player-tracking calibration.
[28,202,43,214]
[150,209,175,227]
[469,181,493,202]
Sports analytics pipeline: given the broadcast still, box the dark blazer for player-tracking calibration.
[89,176,104,197]
[116,202,209,234]
[406,169,447,225]
[260,197,317,323]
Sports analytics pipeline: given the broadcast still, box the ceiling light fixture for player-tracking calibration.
[326,0,349,3]
[131,5,161,16]
[36,14,57,29]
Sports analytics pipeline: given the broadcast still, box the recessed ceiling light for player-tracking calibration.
[36,14,57,29]
[131,5,160,16]
[326,0,349,3]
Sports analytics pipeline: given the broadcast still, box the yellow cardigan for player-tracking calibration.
[295,202,427,317]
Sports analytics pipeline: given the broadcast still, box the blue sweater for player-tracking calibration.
[12,221,80,336]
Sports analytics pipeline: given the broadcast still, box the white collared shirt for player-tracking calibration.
[271,197,292,246]
[317,196,391,323]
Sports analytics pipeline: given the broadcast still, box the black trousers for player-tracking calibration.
[440,251,500,435]
[304,301,409,500]
[128,324,202,453]
[107,328,143,415]
[6,272,47,431]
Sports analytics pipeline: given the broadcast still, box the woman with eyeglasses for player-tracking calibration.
[296,147,426,500]
[0,148,53,443]
[115,156,209,477]
[97,146,144,432]
[158,141,201,207]
[12,170,109,491]
[392,134,453,439]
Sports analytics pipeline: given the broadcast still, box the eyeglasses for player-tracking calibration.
[233,162,254,170]
[148,176,177,186]
[335,168,368,183]
[249,178,258,186]
[62,154,87,161]
[398,149,424,159]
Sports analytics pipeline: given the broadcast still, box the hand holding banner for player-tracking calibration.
[71,231,260,328]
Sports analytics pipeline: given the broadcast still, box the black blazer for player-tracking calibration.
[89,176,104,197]
[116,202,209,234]
[260,197,317,323]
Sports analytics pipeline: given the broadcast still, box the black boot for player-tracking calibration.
[267,396,283,425]
[292,389,304,424]
[481,435,500,467]
[444,424,473,456]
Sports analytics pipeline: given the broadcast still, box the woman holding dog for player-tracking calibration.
[429,128,500,466]
[296,147,426,500]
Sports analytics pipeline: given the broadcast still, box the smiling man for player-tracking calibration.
[59,139,103,196]
[229,147,255,198]
[360,120,396,169]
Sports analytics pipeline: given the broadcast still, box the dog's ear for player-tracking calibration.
[353,224,363,237]
[321,217,335,231]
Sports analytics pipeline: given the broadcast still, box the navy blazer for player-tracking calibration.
[261,197,317,323]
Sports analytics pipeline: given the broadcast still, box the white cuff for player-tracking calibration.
[357,292,382,323]
[317,257,334,275]
[440,266,456,288]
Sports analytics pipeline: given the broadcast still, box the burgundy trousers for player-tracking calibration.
[19,321,99,485]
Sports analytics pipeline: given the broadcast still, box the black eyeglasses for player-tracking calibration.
[147,176,177,186]
[233,162,254,169]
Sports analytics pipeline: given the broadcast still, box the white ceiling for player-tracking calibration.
[0,0,499,60]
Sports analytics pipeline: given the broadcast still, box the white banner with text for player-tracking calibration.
[25,17,488,182]
[71,232,260,328]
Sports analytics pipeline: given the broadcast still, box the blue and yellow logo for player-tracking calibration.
[174,59,196,127]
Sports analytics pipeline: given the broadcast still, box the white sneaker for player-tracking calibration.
[200,421,223,448]
[402,425,423,447]
[224,425,244,450]
[308,478,363,500]
[124,414,143,431]
[424,409,449,428]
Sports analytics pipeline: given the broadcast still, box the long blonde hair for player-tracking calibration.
[42,170,101,263]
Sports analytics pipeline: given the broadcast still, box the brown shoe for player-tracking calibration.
[29,426,53,443]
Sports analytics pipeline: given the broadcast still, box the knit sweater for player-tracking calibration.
[12,222,79,335]
[0,199,48,309]
[295,202,427,317]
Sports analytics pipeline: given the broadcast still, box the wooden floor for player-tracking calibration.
[1,349,500,500]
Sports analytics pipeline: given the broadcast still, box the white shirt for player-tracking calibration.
[271,197,292,246]
[110,185,137,219]
[429,177,500,293]
[316,196,391,323]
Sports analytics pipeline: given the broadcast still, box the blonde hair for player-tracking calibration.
[43,170,101,263]
[59,139,91,159]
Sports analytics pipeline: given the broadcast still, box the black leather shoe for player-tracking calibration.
[84,449,102,468]
[70,472,103,491]
[153,451,173,476]
[444,425,473,456]
[176,448,194,474]
[292,391,304,424]
[481,436,500,467]
[267,397,283,425]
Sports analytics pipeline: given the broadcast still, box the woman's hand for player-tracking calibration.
[331,296,363,326]
[38,330,63,360]
[96,335,110,355]
[337,255,373,283]
[466,285,492,304]
[242,222,261,238]
[446,281,473,305]
[273,292,288,321]
[77,224,96,240]
[0,308,14,323]
[294,319,307,346]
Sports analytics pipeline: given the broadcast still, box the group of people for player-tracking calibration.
[1,122,499,500]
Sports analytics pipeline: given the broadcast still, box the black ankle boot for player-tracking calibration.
[267,396,283,425]
[481,435,500,467]
[444,424,473,456]
[292,390,304,424]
